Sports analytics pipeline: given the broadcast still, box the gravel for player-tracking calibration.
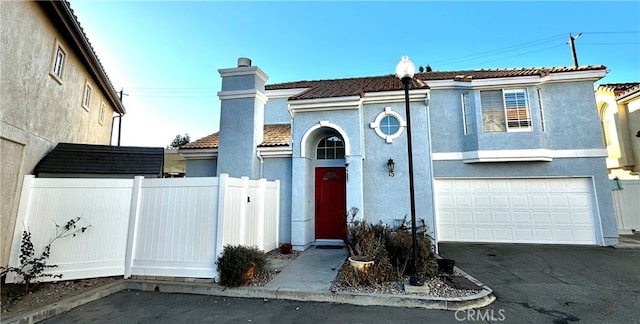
[251,249,482,298]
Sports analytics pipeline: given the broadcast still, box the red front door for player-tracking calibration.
[315,167,347,240]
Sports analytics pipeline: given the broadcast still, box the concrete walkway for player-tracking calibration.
[264,246,347,292]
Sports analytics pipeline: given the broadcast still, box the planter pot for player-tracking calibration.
[241,264,256,283]
[437,258,455,275]
[348,257,374,272]
[280,243,292,254]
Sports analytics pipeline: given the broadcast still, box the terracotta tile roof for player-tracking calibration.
[266,65,607,100]
[617,83,640,100]
[180,133,219,149]
[598,82,640,98]
[261,124,291,147]
[181,124,290,150]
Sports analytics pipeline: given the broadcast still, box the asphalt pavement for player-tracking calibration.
[8,236,640,324]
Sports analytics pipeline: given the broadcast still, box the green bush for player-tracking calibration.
[216,245,267,287]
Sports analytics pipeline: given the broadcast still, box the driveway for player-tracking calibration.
[438,243,640,323]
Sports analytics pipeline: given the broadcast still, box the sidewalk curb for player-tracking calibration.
[2,281,125,324]
[3,267,494,323]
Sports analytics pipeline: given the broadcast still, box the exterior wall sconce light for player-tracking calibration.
[387,158,395,177]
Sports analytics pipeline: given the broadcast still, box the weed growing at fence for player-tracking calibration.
[1,217,91,291]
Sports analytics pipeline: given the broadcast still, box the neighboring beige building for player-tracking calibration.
[0,1,125,267]
[595,83,640,179]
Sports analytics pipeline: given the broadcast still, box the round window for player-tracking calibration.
[380,116,400,135]
[370,107,406,143]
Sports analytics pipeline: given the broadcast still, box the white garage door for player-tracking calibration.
[435,178,597,245]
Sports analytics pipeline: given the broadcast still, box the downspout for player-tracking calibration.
[110,113,123,146]
[425,92,438,254]
[257,149,264,178]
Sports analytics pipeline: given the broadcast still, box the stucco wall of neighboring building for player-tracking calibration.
[595,87,640,178]
[627,98,640,175]
[0,1,117,267]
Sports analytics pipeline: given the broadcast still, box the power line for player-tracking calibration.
[430,33,567,67]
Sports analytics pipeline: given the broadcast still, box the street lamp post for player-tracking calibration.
[395,56,423,286]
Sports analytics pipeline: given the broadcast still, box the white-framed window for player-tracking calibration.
[316,136,345,159]
[461,92,473,135]
[536,88,546,132]
[50,39,66,83]
[480,88,531,133]
[99,102,106,125]
[370,107,407,143]
[82,81,92,111]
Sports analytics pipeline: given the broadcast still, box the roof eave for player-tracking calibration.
[41,1,125,114]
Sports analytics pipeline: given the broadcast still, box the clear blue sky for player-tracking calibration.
[69,1,640,147]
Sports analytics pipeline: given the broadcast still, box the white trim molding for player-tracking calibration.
[300,121,351,158]
[218,89,268,105]
[289,96,362,114]
[265,88,309,99]
[218,66,268,83]
[257,146,293,157]
[362,89,429,104]
[179,149,218,160]
[369,107,406,143]
[432,148,608,163]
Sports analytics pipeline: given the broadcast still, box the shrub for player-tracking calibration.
[0,217,91,291]
[386,227,437,279]
[216,245,267,287]
[344,207,386,261]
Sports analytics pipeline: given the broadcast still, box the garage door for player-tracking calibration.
[435,178,597,245]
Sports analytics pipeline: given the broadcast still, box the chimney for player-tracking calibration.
[237,57,252,67]
[216,58,269,179]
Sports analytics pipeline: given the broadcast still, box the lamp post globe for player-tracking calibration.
[395,56,423,286]
[396,55,416,81]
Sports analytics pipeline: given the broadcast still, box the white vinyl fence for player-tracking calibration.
[6,174,280,283]
[612,180,640,234]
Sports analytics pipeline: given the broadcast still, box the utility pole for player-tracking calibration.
[569,33,582,68]
[117,88,127,146]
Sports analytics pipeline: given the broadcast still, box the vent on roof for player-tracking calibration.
[238,57,252,67]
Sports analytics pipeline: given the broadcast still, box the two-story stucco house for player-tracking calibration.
[0,1,125,267]
[595,83,640,179]
[180,57,618,251]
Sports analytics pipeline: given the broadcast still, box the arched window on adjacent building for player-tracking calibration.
[600,102,622,165]
[316,136,345,159]
[600,103,617,147]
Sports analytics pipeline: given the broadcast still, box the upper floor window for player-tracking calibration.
[370,107,406,143]
[316,136,345,159]
[50,39,66,83]
[480,89,531,132]
[461,92,473,135]
[82,81,92,111]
